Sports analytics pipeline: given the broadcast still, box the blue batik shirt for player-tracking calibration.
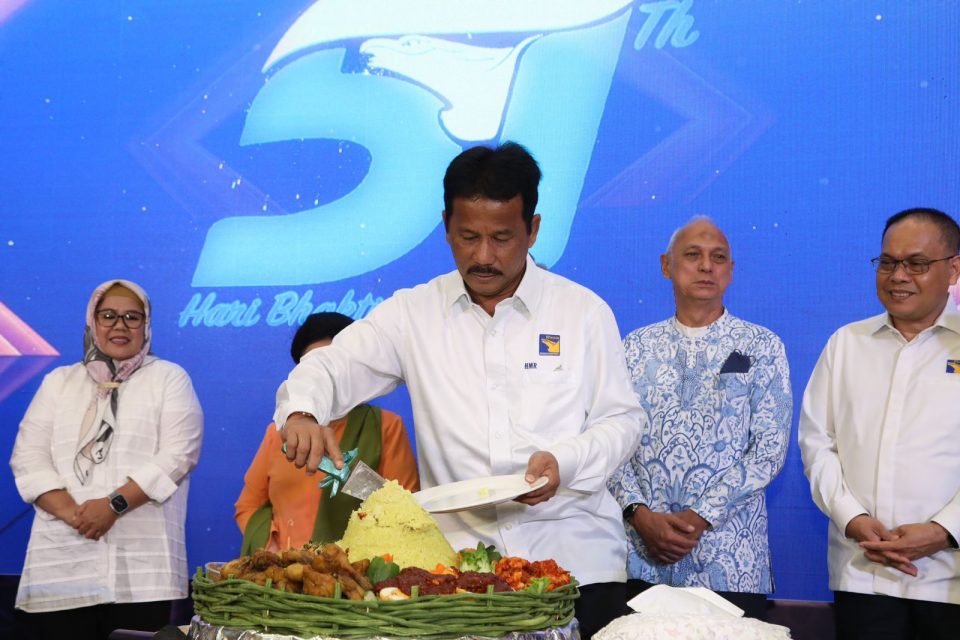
[608,310,792,593]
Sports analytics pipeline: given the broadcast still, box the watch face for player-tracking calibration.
[110,493,129,514]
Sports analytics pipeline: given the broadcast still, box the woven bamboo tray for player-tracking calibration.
[192,566,578,639]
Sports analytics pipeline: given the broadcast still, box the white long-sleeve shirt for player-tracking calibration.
[11,357,204,613]
[798,305,960,604]
[275,257,643,585]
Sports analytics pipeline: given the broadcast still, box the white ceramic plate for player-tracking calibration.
[414,475,550,513]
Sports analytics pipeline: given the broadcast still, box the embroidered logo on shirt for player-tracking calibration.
[524,362,538,370]
[946,359,960,374]
[539,334,560,356]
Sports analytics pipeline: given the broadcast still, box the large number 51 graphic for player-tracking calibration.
[192,10,629,287]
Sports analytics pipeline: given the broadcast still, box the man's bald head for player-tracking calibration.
[665,216,730,258]
[661,216,733,318]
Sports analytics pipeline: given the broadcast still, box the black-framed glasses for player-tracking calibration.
[871,255,957,275]
[95,309,145,329]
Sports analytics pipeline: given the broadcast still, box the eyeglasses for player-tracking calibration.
[95,309,145,329]
[871,255,957,275]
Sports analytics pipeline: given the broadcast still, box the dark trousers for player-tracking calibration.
[32,600,172,640]
[626,579,769,620]
[834,591,960,640]
[575,582,632,639]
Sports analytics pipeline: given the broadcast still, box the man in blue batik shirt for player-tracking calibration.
[609,217,792,619]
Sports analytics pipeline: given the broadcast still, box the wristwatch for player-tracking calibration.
[623,503,641,521]
[108,491,129,516]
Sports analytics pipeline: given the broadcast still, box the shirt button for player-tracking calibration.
[504,523,513,530]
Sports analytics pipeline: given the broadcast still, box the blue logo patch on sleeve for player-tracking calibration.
[947,359,960,374]
[539,334,560,356]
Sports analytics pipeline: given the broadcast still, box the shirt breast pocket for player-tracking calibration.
[521,369,573,386]
[921,373,960,422]
[718,372,750,399]
[518,369,576,432]
[924,371,960,388]
[905,374,960,471]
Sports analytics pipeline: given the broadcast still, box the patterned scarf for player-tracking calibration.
[73,279,152,484]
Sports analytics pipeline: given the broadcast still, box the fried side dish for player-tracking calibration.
[212,545,571,600]
[495,557,572,592]
[214,543,373,599]
[456,570,513,594]
[375,567,457,596]
[374,566,512,596]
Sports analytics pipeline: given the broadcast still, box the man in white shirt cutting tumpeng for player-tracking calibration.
[274,142,644,638]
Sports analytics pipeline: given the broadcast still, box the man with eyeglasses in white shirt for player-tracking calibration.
[799,207,960,639]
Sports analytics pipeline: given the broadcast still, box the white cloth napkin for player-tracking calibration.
[595,613,792,640]
[626,584,745,617]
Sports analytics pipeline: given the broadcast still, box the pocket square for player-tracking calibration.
[720,350,752,374]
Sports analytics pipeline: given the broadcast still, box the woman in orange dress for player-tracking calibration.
[234,312,419,552]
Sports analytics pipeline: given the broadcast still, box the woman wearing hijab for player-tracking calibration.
[10,280,204,640]
[234,312,419,552]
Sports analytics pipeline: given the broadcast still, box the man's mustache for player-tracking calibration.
[469,266,503,276]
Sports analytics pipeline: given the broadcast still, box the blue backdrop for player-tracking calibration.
[1,1,958,602]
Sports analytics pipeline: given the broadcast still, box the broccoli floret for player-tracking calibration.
[525,576,553,594]
[458,542,502,573]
